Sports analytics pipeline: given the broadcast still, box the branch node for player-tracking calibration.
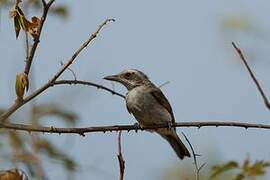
[79,132,85,137]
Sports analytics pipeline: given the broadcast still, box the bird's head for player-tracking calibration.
[104,69,150,90]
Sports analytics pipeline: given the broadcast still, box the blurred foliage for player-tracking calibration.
[0,0,69,18]
[161,150,270,180]
[211,158,270,180]
[0,103,78,179]
[222,16,252,32]
[0,0,73,179]
[33,103,78,126]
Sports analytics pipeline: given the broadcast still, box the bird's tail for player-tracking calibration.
[161,133,191,160]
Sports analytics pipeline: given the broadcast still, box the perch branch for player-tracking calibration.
[232,42,270,110]
[0,121,270,136]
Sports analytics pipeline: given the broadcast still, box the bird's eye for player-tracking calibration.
[124,72,133,79]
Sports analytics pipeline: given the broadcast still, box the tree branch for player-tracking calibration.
[49,18,115,83]
[1,121,270,136]
[53,80,125,98]
[117,131,125,180]
[24,0,55,75]
[182,132,205,180]
[232,42,270,110]
[0,19,115,122]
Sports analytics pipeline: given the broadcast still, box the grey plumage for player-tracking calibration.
[104,69,190,159]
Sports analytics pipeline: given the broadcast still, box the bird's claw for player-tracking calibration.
[167,122,173,130]
[133,122,141,133]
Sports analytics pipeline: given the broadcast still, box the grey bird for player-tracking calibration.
[104,69,190,159]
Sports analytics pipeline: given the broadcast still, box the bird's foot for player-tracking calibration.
[133,122,142,133]
[167,122,173,130]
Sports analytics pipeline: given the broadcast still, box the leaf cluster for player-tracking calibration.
[211,157,270,180]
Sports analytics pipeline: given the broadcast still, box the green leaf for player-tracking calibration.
[247,160,270,177]
[210,161,238,178]
[233,173,245,180]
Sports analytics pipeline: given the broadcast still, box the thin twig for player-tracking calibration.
[117,131,125,180]
[53,80,125,98]
[24,0,55,75]
[158,81,170,88]
[0,19,115,122]
[49,18,115,84]
[232,42,270,110]
[182,132,205,180]
[24,31,29,61]
[0,121,270,135]
[67,68,77,81]
[60,61,77,80]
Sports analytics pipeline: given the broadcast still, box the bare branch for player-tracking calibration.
[0,19,115,122]
[232,42,270,110]
[24,32,29,61]
[117,131,125,180]
[24,0,55,75]
[53,80,125,98]
[50,18,115,84]
[182,132,205,180]
[41,0,47,7]
[1,121,270,135]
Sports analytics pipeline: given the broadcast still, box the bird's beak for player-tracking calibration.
[103,74,121,82]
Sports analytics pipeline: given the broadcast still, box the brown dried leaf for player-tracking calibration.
[28,16,41,38]
[0,169,27,180]
[10,4,40,39]
[9,7,21,38]
[14,16,21,39]
[31,16,40,26]
[0,171,22,180]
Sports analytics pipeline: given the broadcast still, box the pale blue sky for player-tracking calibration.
[1,0,270,179]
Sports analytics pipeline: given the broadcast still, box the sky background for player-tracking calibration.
[1,0,270,179]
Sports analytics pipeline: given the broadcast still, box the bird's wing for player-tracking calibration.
[150,87,175,124]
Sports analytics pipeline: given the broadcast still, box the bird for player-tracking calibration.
[104,69,190,159]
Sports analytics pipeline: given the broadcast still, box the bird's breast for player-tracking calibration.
[126,86,172,125]
[126,86,146,111]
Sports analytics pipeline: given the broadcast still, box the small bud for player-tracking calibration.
[15,73,29,100]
